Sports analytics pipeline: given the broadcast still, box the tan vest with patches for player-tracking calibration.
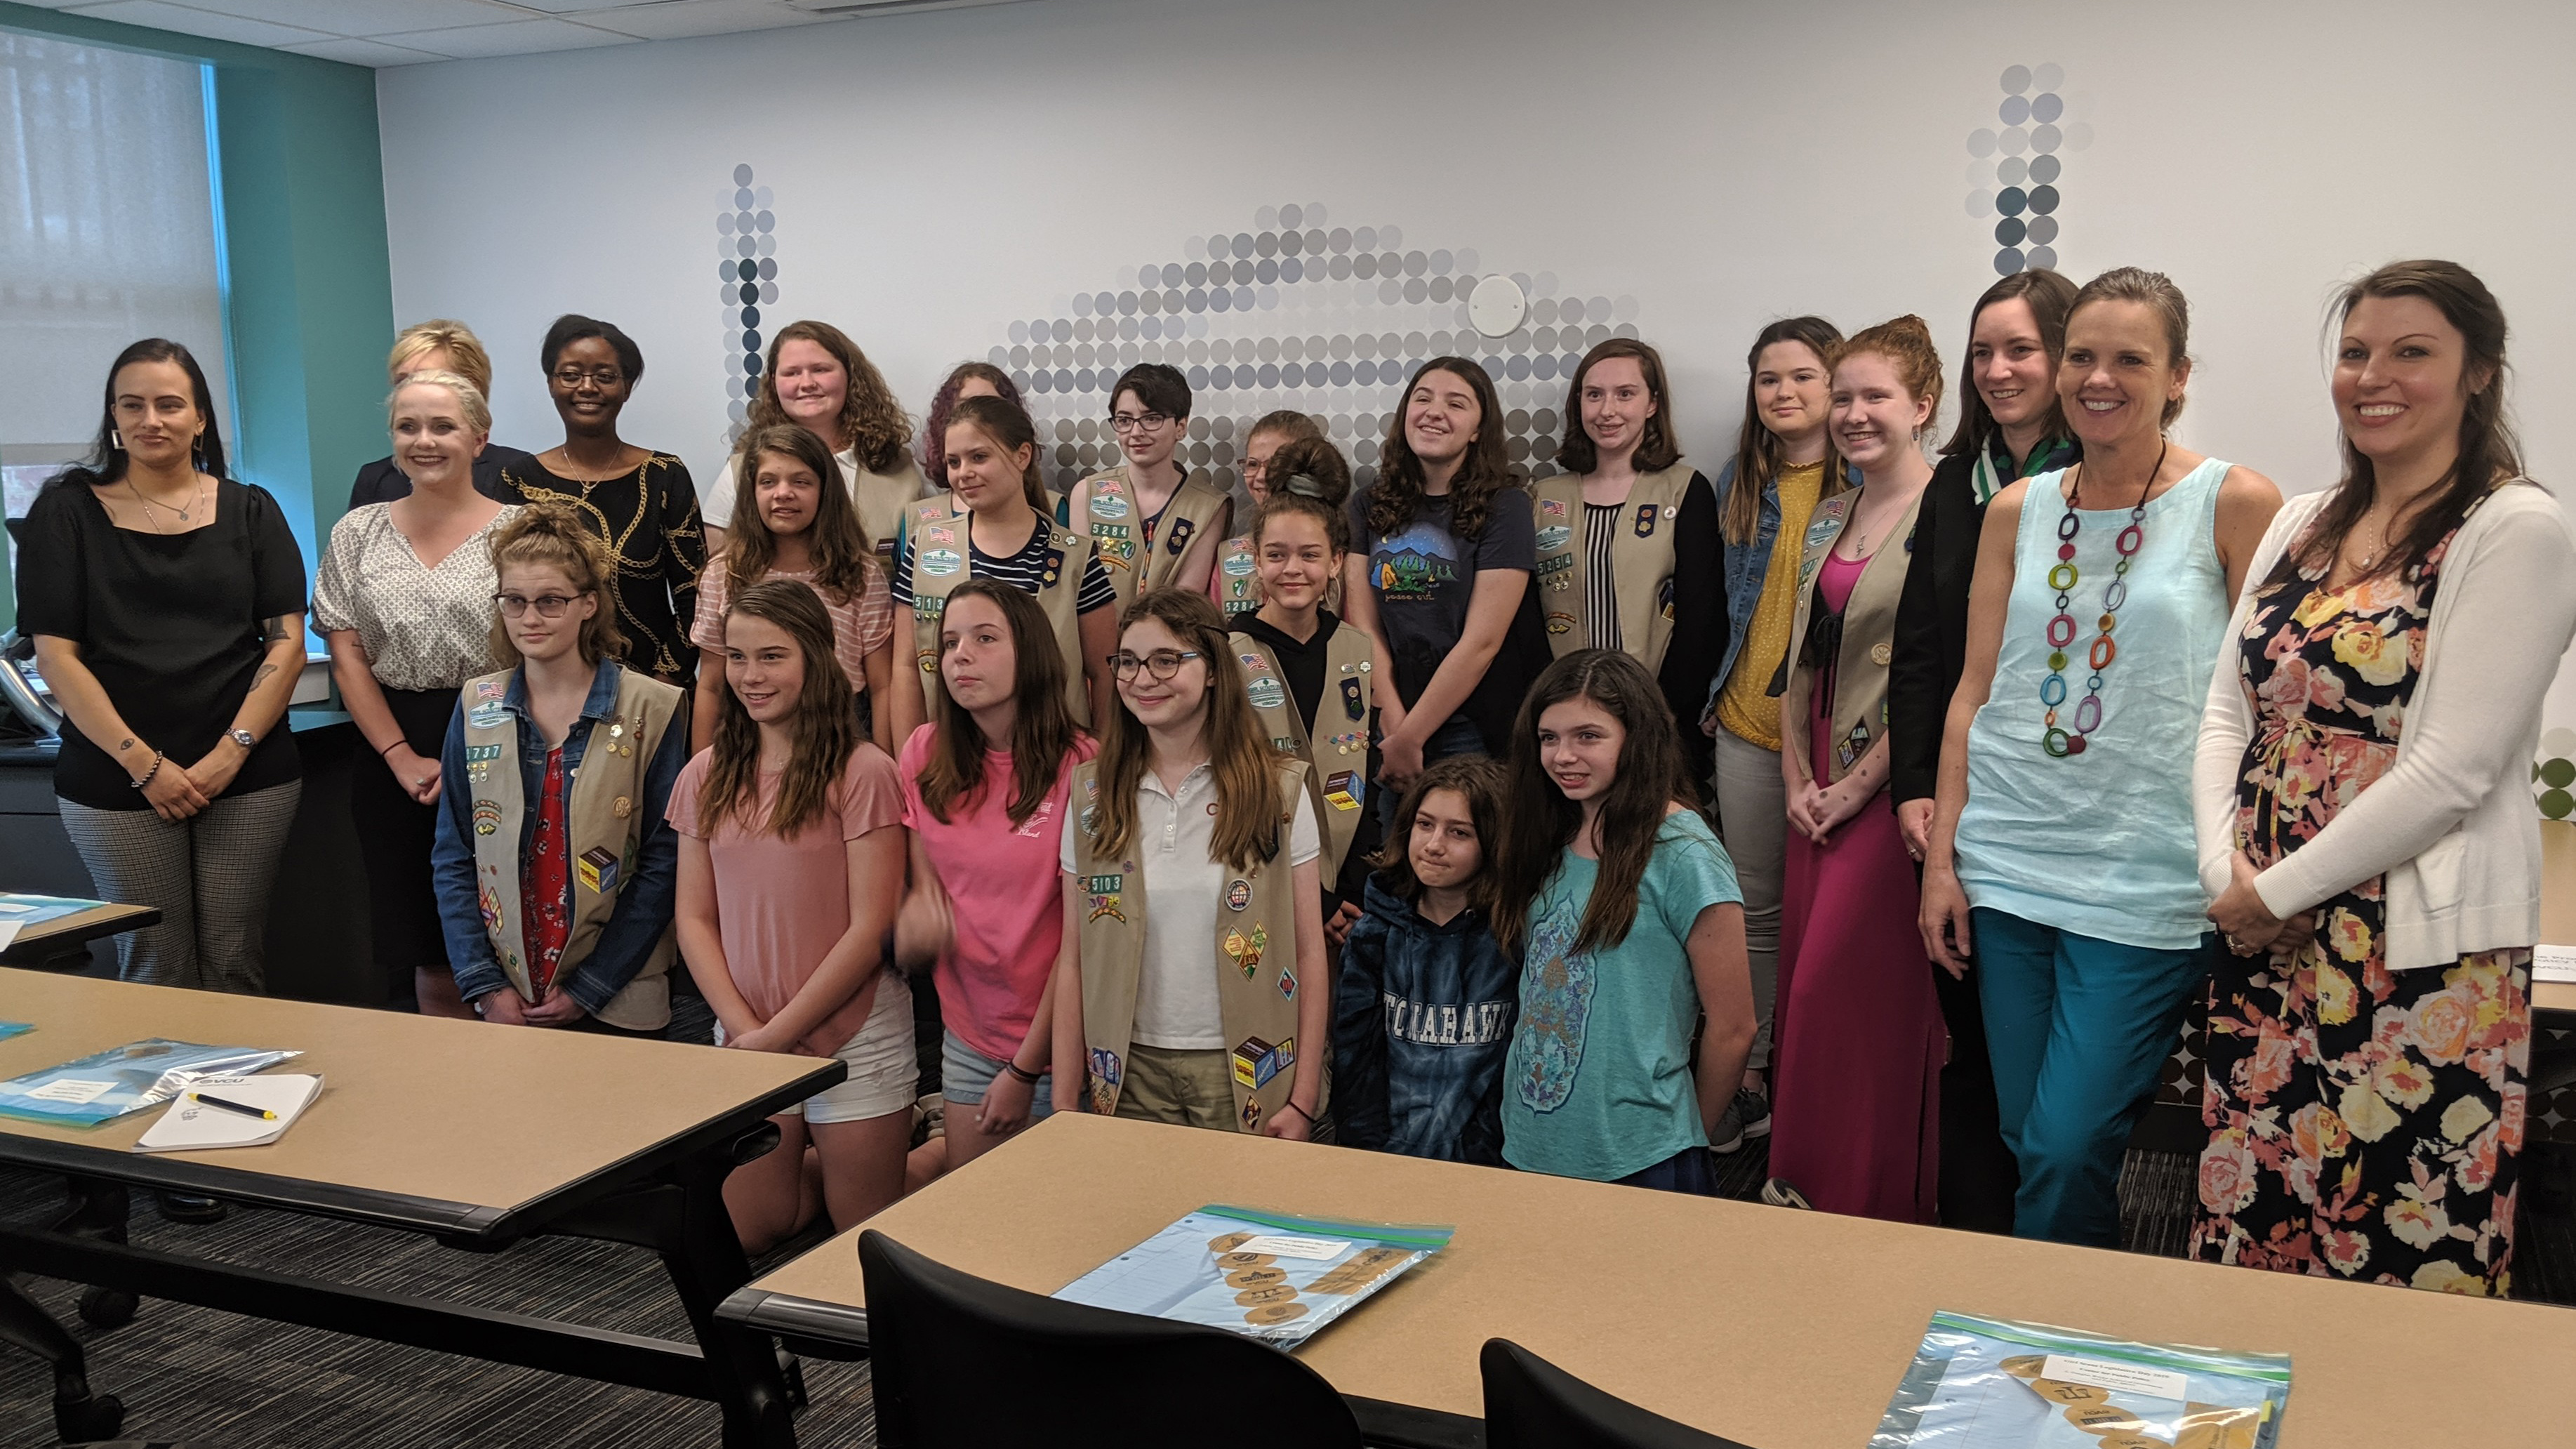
[1072,759,1308,1133]
[1084,465,1230,604]
[1529,465,1695,671]
[1230,626,1373,884]
[459,663,682,1031]
[906,498,1089,727]
[1781,488,1924,784]
[851,454,930,569]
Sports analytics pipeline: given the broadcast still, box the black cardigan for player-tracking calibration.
[1888,451,1983,805]
[346,443,531,510]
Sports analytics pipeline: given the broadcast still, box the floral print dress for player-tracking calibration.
[2189,518,2531,1296]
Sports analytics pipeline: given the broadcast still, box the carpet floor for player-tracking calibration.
[6,1129,2569,1446]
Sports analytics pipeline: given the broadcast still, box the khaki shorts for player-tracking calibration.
[1112,1043,1236,1131]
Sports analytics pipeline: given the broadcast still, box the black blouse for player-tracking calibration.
[500,453,706,686]
[16,479,307,809]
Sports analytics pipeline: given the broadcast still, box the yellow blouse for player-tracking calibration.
[1714,460,1826,750]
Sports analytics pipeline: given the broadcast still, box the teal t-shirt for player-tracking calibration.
[1501,809,1741,1182]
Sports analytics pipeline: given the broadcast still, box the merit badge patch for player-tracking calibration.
[1087,894,1126,924]
[1226,878,1252,911]
[921,547,963,578]
[1547,611,1576,636]
[1165,517,1195,555]
[578,845,620,895]
[472,799,501,836]
[1534,524,1572,555]
[1340,677,1365,720]
[1223,548,1256,577]
[1224,923,1268,977]
[1093,491,1129,520]
[1324,771,1362,812]
[1633,502,1659,538]
[1247,676,1287,710]
[474,680,506,701]
[1230,1034,1294,1090]
[1277,968,1297,1001]
[467,701,507,729]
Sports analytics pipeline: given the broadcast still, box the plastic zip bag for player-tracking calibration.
[0,1039,303,1127]
[1874,1310,2292,1448]
[1053,1203,1452,1349]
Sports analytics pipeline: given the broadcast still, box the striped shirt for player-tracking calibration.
[1583,502,1623,653]
[889,519,1118,615]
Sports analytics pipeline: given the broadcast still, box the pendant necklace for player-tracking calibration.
[2039,439,2164,758]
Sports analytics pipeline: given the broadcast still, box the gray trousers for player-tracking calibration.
[1711,730,1784,1073]
[58,780,301,993]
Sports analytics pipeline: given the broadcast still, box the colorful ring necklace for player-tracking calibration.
[2040,439,2165,758]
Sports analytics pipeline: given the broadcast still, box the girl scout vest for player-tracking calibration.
[459,663,682,1031]
[906,498,1089,726]
[1230,625,1372,882]
[1072,758,1309,1133]
[1084,465,1230,604]
[1779,488,1924,783]
[850,456,931,569]
[1529,465,1696,671]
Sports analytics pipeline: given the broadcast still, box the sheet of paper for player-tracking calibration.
[2535,943,2576,985]
[133,1074,324,1153]
[0,921,23,953]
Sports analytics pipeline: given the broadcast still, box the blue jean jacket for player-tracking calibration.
[428,659,687,1010]
[1710,457,1860,717]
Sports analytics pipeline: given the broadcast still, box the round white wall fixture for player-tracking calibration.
[1466,272,1527,338]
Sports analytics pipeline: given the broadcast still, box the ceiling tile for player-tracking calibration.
[486,0,644,12]
[373,17,638,58]
[61,0,333,46]
[175,0,524,37]
[580,0,825,41]
[273,35,453,67]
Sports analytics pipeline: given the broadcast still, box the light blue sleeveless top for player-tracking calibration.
[1953,457,2231,949]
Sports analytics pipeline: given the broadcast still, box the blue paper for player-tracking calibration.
[0,1038,301,1127]
[1054,1204,1450,1349]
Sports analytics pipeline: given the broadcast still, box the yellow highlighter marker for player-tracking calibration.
[187,1090,277,1121]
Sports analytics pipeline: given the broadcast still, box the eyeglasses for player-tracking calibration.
[1110,649,1201,681]
[495,592,585,618]
[552,366,626,390]
[1110,411,1173,434]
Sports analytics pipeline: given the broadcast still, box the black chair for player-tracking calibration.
[858,1229,1362,1449]
[1481,1338,1754,1449]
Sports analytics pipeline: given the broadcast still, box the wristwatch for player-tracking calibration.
[228,728,257,750]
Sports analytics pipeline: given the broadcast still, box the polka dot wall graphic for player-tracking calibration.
[1965,63,2091,277]
[987,201,1640,497]
[2535,727,2576,819]
[715,161,781,450]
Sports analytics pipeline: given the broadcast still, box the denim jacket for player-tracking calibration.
[1709,456,1861,716]
[429,659,688,1010]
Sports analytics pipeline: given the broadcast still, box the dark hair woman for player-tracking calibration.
[18,338,307,995]
[2191,260,2575,1296]
[500,315,706,687]
[1885,267,2079,1235]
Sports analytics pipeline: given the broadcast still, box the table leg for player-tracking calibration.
[556,1138,797,1449]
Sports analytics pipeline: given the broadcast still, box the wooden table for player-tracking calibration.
[0,969,840,1447]
[723,1112,2576,1449]
[0,901,157,972]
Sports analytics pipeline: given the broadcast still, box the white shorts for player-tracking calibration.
[720,974,919,1125]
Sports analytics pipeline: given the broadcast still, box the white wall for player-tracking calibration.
[377,0,2576,738]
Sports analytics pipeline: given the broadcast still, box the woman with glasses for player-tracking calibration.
[1053,588,1329,1137]
[886,395,1120,744]
[1068,363,1231,605]
[316,370,519,1017]
[430,503,687,1034]
[501,315,706,687]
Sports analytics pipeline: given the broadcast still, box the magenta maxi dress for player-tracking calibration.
[1770,549,1946,1223]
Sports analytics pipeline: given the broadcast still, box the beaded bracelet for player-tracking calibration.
[128,750,164,790]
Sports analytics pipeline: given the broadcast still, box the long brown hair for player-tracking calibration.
[917,578,1084,829]
[1089,589,1285,873]
[1941,268,2077,458]
[1722,317,1849,545]
[486,498,625,668]
[1490,649,1701,953]
[1365,357,1515,543]
[920,362,1023,489]
[744,319,913,475]
[696,579,858,840]
[1370,755,1505,917]
[946,394,1051,513]
[727,423,876,604]
[1554,338,1683,475]
[2276,259,2521,589]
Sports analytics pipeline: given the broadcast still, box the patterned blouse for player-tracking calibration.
[691,557,895,692]
[312,503,518,692]
[502,453,706,684]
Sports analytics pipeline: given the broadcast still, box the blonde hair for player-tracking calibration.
[387,321,494,400]
[2069,267,2193,428]
[387,369,491,437]
[1831,315,1946,437]
[486,500,624,668]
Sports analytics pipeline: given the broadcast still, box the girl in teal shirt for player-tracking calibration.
[1490,649,1757,1191]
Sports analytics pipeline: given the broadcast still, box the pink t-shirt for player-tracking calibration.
[669,743,903,1057]
[898,724,1097,1064]
[692,556,895,693]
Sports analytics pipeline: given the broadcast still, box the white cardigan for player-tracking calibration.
[2192,481,2576,970]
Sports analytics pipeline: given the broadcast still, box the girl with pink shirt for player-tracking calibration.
[894,579,1096,1183]
[670,578,912,1253]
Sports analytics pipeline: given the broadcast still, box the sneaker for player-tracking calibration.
[1760,1177,1815,1210]
[155,1190,227,1224]
[1709,1087,1772,1155]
